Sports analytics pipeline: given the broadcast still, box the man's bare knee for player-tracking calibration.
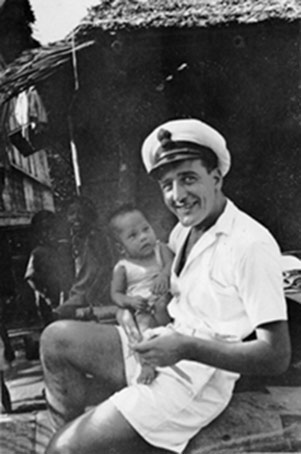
[40,320,72,360]
[45,400,153,454]
[41,321,126,389]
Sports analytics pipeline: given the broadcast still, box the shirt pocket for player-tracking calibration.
[209,273,241,322]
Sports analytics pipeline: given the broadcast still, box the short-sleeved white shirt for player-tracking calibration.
[111,200,288,453]
[168,199,287,342]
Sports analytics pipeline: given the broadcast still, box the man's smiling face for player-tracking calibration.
[158,159,223,229]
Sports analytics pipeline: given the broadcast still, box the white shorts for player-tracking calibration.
[110,325,239,453]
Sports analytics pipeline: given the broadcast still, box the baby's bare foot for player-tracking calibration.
[137,364,157,385]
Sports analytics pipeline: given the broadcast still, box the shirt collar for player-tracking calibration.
[210,198,236,237]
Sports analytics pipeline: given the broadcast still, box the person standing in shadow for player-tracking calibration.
[25,210,65,326]
[54,196,114,321]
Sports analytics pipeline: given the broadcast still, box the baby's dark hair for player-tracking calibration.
[108,203,146,238]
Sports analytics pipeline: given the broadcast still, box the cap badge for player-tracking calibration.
[157,128,174,150]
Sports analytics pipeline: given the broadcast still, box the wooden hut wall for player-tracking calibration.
[134,21,301,250]
[41,21,301,249]
[61,30,177,238]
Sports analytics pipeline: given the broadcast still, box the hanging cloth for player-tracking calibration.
[7,87,48,156]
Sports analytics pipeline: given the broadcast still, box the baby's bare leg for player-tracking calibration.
[116,308,142,343]
[117,309,158,385]
[135,311,157,384]
[135,310,157,333]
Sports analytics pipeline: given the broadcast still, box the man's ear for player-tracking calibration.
[212,168,223,189]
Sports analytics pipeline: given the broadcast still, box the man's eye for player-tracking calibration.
[183,176,195,184]
[160,181,172,191]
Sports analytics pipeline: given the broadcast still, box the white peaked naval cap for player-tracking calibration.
[141,118,231,176]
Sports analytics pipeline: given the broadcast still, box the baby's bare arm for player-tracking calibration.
[111,265,148,311]
[152,243,174,295]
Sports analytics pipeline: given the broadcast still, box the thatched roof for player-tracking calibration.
[0,40,94,103]
[0,0,300,102]
[77,0,301,33]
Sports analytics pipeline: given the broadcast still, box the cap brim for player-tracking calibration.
[150,149,202,175]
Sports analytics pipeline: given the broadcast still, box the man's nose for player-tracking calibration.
[172,181,186,201]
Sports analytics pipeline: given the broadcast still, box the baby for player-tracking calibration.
[109,204,174,384]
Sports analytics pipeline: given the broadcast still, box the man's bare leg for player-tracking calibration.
[45,399,174,454]
[41,320,173,454]
[40,320,126,427]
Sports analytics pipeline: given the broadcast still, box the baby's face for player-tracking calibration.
[116,211,157,259]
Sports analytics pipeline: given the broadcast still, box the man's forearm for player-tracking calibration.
[183,337,277,375]
[181,324,290,376]
[134,321,291,376]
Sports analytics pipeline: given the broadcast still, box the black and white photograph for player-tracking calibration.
[0,1,301,453]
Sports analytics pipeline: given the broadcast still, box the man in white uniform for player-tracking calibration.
[41,119,291,454]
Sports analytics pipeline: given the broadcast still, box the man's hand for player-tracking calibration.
[132,321,291,376]
[132,331,188,368]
